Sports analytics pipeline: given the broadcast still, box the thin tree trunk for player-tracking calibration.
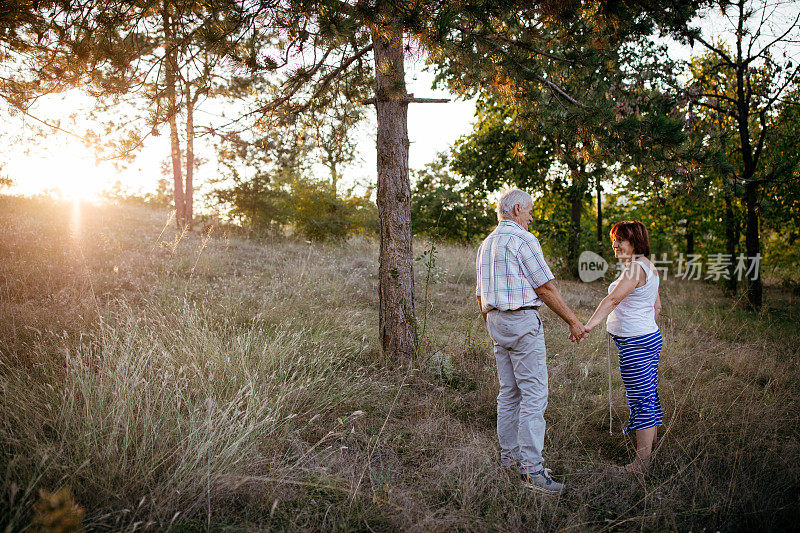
[733,0,762,310]
[686,226,694,256]
[185,83,194,231]
[465,199,472,242]
[595,172,602,247]
[743,180,762,309]
[724,191,738,295]
[371,20,417,365]
[330,163,339,193]
[567,164,584,278]
[162,1,184,229]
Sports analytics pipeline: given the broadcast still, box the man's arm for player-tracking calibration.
[534,280,587,342]
[477,295,487,323]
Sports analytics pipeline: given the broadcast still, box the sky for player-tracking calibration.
[3,2,796,206]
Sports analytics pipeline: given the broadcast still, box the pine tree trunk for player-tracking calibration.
[686,228,694,256]
[567,165,584,278]
[371,21,417,365]
[595,173,602,247]
[724,191,738,295]
[743,181,762,309]
[185,83,194,231]
[162,2,184,229]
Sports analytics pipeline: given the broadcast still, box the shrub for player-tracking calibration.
[411,153,495,244]
[290,178,351,241]
[212,172,292,234]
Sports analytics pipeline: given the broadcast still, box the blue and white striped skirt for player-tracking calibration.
[610,329,663,434]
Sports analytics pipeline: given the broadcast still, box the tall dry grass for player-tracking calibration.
[1,195,798,531]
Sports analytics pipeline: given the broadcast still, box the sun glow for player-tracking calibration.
[5,139,118,202]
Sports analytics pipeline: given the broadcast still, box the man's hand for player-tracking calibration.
[534,281,588,344]
[568,321,589,344]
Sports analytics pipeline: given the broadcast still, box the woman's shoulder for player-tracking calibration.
[632,257,658,278]
[621,259,648,278]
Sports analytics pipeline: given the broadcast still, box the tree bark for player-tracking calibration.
[371,20,417,365]
[162,1,184,229]
[743,180,762,309]
[595,172,602,247]
[686,226,694,256]
[185,82,194,231]
[724,191,738,295]
[567,164,585,278]
[733,0,761,309]
[330,163,339,193]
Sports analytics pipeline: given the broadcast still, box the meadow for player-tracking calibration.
[1,195,798,531]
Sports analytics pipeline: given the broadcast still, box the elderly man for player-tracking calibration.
[476,188,587,495]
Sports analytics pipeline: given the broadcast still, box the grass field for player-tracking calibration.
[1,195,798,531]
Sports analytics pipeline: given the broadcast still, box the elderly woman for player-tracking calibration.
[584,221,663,473]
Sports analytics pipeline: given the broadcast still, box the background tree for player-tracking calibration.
[450,31,686,276]
[756,85,800,283]
[681,0,800,309]
[675,52,745,294]
[306,91,365,192]
[92,0,255,230]
[1,1,259,229]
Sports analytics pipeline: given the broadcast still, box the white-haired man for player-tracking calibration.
[476,188,587,494]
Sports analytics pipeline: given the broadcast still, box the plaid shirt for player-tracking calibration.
[476,220,555,312]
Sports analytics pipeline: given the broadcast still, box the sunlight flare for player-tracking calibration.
[71,198,82,238]
[7,139,116,201]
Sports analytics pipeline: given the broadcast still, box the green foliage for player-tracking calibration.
[291,177,377,241]
[758,87,800,281]
[450,100,555,194]
[213,171,292,234]
[343,194,380,236]
[213,171,377,241]
[448,30,686,277]
[411,153,495,244]
[290,178,348,240]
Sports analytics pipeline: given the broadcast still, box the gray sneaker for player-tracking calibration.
[521,468,565,495]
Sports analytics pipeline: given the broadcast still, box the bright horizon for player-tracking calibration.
[2,59,478,208]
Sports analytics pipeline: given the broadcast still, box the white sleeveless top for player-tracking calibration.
[606,259,660,337]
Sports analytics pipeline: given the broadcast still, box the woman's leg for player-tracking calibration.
[617,332,662,472]
[624,426,657,471]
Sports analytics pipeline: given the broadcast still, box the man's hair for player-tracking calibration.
[497,189,532,221]
[610,220,651,257]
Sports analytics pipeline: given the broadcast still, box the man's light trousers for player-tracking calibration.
[486,308,548,475]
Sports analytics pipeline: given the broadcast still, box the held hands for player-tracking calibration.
[568,322,591,344]
[569,321,597,344]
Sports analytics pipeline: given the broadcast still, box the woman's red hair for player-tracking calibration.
[610,220,650,257]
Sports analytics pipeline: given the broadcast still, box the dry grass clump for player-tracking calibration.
[1,196,799,531]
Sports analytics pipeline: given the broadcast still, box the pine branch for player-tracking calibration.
[361,96,449,105]
[306,43,373,106]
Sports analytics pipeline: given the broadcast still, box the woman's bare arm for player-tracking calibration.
[654,292,662,322]
[585,263,644,331]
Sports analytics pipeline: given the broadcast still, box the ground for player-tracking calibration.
[1,196,798,531]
